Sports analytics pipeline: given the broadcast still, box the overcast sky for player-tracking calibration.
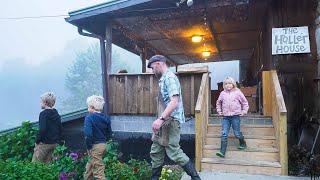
[0,0,107,68]
[0,1,112,130]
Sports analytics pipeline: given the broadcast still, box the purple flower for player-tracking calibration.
[70,152,79,161]
[68,171,76,177]
[59,172,67,180]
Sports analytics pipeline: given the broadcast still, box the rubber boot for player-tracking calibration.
[238,138,247,150]
[216,139,227,158]
[182,161,201,180]
[150,166,162,180]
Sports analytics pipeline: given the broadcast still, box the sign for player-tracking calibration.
[272,26,310,55]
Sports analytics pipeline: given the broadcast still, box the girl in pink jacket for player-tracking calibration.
[216,77,249,158]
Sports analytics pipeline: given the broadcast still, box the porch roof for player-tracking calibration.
[66,0,267,65]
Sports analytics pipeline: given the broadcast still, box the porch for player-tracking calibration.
[65,0,317,176]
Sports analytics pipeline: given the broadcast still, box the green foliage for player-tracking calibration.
[103,141,151,180]
[51,145,88,179]
[0,121,37,161]
[127,159,152,180]
[0,122,159,179]
[160,165,183,180]
[0,160,60,180]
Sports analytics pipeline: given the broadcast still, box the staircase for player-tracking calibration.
[200,115,282,175]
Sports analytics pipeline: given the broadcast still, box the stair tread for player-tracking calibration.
[206,134,276,140]
[204,145,279,152]
[201,157,281,168]
[210,114,271,118]
[208,124,273,128]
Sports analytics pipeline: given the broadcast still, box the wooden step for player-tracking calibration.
[205,137,277,149]
[203,148,279,161]
[206,133,276,140]
[210,114,270,118]
[207,124,275,136]
[204,145,279,153]
[209,115,272,125]
[201,158,281,175]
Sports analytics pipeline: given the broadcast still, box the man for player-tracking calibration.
[148,55,200,180]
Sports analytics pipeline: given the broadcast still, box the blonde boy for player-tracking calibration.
[32,92,62,163]
[84,95,112,180]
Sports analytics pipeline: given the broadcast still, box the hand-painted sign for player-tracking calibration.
[272,26,310,55]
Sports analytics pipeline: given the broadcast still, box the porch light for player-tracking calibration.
[202,50,211,57]
[191,35,203,43]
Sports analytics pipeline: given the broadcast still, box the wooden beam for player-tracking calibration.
[207,17,223,59]
[144,16,198,64]
[142,29,258,41]
[104,21,112,114]
[114,22,177,66]
[140,43,147,73]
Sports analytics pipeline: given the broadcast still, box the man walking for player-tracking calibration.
[148,55,200,180]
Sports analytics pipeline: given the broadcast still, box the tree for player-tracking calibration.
[111,46,137,74]
[61,43,140,113]
[61,43,102,113]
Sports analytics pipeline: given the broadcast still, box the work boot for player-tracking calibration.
[216,139,227,158]
[238,138,247,150]
[182,161,201,180]
[150,166,162,180]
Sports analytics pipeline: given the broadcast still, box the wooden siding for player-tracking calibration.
[108,73,204,115]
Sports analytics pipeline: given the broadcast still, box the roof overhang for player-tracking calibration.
[66,0,268,65]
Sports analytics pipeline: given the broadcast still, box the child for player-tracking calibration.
[32,92,62,163]
[84,95,112,180]
[216,77,249,158]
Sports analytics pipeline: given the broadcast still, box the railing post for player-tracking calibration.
[195,72,210,172]
[264,70,288,175]
[279,112,288,175]
[195,111,202,171]
[262,71,272,116]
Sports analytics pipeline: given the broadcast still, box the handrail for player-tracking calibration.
[262,70,288,175]
[195,73,209,112]
[195,73,210,171]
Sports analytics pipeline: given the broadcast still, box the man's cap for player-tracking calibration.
[147,55,166,68]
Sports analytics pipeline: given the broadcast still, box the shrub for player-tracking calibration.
[0,122,154,179]
[51,145,88,179]
[160,165,183,180]
[288,145,320,177]
[0,160,60,180]
[103,141,151,180]
[0,121,37,161]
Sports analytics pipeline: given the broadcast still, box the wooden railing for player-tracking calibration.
[194,73,210,171]
[262,70,288,175]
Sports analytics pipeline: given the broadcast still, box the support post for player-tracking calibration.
[315,1,320,118]
[104,22,112,114]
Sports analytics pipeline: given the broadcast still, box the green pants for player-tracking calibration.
[150,120,189,168]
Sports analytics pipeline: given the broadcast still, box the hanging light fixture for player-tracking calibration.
[202,50,211,58]
[191,35,203,43]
